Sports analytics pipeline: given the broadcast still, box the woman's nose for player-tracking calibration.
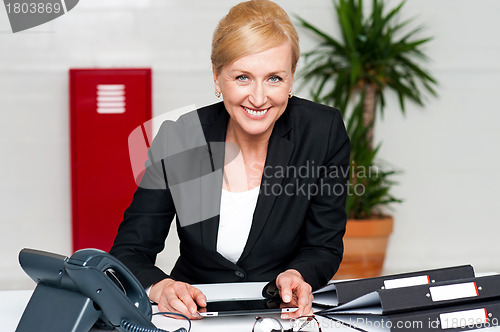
[248,82,267,107]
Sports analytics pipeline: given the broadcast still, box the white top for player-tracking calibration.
[216,187,260,264]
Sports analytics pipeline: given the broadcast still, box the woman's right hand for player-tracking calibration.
[149,278,207,320]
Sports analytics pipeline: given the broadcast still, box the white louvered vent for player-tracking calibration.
[96,84,126,114]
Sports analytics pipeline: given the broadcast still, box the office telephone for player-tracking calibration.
[16,248,188,332]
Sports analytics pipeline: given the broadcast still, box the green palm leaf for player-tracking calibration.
[296,0,438,218]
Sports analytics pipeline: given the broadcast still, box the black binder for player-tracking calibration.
[318,274,500,316]
[313,265,475,308]
[388,299,500,331]
[321,298,500,332]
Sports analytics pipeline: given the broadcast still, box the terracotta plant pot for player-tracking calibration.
[333,217,394,280]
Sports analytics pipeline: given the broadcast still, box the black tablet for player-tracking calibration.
[198,298,298,317]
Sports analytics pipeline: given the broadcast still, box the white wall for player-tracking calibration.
[375,1,500,272]
[1,0,499,290]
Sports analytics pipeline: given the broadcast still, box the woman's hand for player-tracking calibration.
[149,278,207,320]
[276,269,314,319]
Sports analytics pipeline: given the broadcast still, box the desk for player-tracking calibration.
[0,289,354,332]
[4,289,500,332]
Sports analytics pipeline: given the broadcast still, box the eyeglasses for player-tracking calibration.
[252,316,322,332]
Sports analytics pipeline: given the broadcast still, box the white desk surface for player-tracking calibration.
[4,286,500,332]
[1,288,354,332]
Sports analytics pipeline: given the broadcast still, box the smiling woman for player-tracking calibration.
[213,43,293,139]
[211,0,298,142]
[109,0,350,323]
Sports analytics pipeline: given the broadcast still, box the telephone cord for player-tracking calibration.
[120,312,191,332]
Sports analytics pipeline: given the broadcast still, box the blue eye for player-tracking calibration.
[269,76,282,83]
[236,75,249,82]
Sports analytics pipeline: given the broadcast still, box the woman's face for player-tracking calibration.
[213,42,294,139]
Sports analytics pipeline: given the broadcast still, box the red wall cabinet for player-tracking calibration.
[70,68,152,252]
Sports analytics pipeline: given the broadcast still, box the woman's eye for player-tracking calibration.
[269,76,282,83]
[236,75,249,82]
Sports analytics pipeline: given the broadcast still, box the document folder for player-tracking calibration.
[313,265,475,308]
[318,274,500,316]
[321,298,500,332]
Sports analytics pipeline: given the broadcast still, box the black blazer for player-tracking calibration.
[110,97,350,291]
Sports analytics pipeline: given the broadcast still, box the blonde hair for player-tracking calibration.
[211,0,300,74]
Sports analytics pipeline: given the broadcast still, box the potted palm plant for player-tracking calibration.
[296,0,438,278]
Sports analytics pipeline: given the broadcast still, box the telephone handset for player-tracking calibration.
[64,248,155,331]
[16,248,187,332]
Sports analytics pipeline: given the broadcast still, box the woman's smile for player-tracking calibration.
[242,105,271,118]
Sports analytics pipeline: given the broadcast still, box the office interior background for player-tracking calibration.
[1,0,499,290]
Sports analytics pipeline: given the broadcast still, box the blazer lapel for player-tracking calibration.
[200,106,253,270]
[197,103,294,268]
[238,111,294,263]
[200,106,228,254]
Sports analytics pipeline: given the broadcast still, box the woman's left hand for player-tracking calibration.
[276,269,314,319]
